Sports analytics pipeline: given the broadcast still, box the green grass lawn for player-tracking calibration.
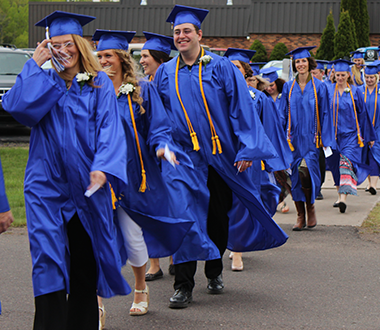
[1,147,28,226]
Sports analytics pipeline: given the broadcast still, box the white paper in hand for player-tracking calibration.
[164,144,176,168]
[84,183,101,198]
[324,147,333,158]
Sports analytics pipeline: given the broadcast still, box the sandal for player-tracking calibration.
[280,202,289,213]
[130,285,149,316]
[99,304,106,330]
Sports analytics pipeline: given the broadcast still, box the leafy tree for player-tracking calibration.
[249,39,268,62]
[340,0,370,47]
[334,10,355,60]
[269,43,289,61]
[316,10,336,60]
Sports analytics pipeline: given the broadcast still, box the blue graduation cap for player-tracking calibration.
[260,67,281,83]
[330,59,354,72]
[286,46,316,60]
[350,51,364,59]
[223,48,256,63]
[249,62,266,75]
[35,11,95,38]
[316,60,328,71]
[363,64,378,75]
[142,32,176,55]
[92,30,135,51]
[166,5,209,29]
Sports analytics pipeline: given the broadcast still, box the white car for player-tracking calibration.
[262,59,292,81]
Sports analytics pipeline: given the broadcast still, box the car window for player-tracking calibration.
[0,52,30,75]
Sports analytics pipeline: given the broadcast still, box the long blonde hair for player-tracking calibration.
[113,49,145,114]
[351,58,365,85]
[53,34,101,88]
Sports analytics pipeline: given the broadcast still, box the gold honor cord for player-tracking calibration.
[286,79,297,151]
[109,183,118,210]
[149,75,153,82]
[312,77,322,148]
[364,84,378,126]
[175,48,222,154]
[128,94,147,192]
[333,83,364,147]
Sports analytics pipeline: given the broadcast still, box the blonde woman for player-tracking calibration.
[3,12,129,329]
[351,51,365,86]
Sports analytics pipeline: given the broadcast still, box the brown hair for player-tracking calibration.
[274,78,286,93]
[256,75,270,91]
[148,50,171,64]
[239,61,253,78]
[54,34,101,88]
[292,57,317,73]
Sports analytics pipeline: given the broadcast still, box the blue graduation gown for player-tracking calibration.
[155,51,288,262]
[279,76,335,203]
[326,84,376,185]
[116,80,193,259]
[359,84,380,167]
[2,59,130,298]
[0,156,10,213]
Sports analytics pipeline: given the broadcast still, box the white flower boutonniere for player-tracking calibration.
[117,83,135,98]
[249,90,256,100]
[344,87,351,93]
[378,88,380,94]
[278,93,282,99]
[199,55,212,69]
[76,72,93,94]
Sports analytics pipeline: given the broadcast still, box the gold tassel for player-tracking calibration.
[139,170,146,193]
[216,136,222,154]
[358,134,364,148]
[287,138,294,151]
[109,183,118,210]
[191,132,200,151]
[261,161,265,171]
[212,136,216,154]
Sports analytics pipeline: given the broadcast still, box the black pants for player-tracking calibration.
[319,147,326,190]
[33,214,98,330]
[174,166,233,292]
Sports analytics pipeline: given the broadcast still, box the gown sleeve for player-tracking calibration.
[215,59,278,163]
[355,87,377,143]
[0,156,10,213]
[91,72,128,187]
[2,59,63,127]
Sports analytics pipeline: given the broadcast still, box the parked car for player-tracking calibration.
[354,46,379,64]
[261,59,292,81]
[210,48,227,56]
[0,47,31,129]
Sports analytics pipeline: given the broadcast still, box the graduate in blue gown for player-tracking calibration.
[93,29,193,318]
[154,5,288,308]
[351,51,365,87]
[2,11,130,329]
[326,59,376,214]
[223,48,292,271]
[279,46,335,230]
[359,64,380,195]
[0,155,14,234]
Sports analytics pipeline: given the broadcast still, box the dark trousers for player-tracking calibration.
[319,147,326,190]
[174,166,233,292]
[33,214,98,330]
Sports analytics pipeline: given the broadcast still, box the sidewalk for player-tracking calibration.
[274,171,380,226]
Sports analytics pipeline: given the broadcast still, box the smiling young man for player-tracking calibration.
[154,5,288,309]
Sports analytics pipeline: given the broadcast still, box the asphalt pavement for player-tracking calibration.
[1,172,380,329]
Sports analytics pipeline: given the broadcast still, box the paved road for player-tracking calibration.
[1,172,380,329]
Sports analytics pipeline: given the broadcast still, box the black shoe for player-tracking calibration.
[168,264,175,276]
[339,202,347,213]
[333,201,339,208]
[207,274,224,294]
[169,289,192,309]
[369,187,377,195]
[145,268,163,281]
[316,192,324,200]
